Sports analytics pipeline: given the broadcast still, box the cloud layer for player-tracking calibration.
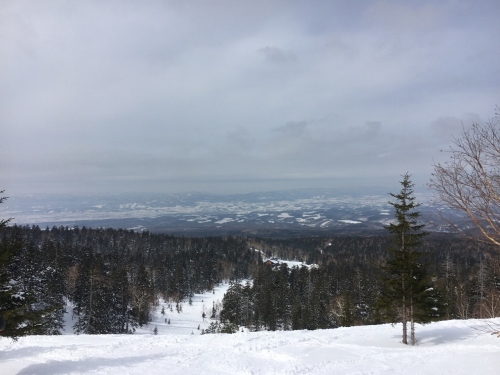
[1,0,499,194]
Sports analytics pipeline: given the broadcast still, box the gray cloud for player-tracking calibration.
[431,113,484,141]
[274,121,309,135]
[258,46,296,64]
[1,0,499,195]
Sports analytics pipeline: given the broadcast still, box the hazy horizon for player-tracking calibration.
[3,175,432,197]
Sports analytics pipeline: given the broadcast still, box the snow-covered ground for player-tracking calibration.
[1,283,499,375]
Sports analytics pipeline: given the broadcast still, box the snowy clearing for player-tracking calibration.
[1,281,499,375]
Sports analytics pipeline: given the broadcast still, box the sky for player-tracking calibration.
[1,0,499,195]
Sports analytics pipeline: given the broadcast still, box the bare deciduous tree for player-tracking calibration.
[431,112,500,332]
[430,113,500,246]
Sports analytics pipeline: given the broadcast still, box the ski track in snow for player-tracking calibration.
[1,283,499,375]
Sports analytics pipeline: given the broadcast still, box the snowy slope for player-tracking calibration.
[1,284,499,375]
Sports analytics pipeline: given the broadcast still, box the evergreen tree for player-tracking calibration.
[0,227,28,339]
[72,249,95,334]
[72,250,118,334]
[131,264,152,326]
[0,191,11,228]
[109,266,137,333]
[220,281,248,327]
[13,241,65,335]
[0,190,64,338]
[377,173,441,345]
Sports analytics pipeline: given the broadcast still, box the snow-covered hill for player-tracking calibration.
[1,284,499,374]
[2,319,499,374]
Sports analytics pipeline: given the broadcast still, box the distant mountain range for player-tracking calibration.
[2,188,465,237]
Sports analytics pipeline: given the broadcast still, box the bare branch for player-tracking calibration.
[430,114,500,248]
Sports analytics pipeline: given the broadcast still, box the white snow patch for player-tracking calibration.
[2,317,499,375]
[281,260,309,268]
[215,218,233,224]
[338,219,362,224]
[127,226,147,232]
[320,220,332,228]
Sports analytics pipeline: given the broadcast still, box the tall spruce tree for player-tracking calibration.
[377,173,441,345]
[0,194,61,338]
[0,193,34,339]
[0,226,27,339]
[10,240,65,335]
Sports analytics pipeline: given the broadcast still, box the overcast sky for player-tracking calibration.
[1,0,499,195]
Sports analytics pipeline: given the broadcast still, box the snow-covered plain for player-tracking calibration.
[1,283,499,375]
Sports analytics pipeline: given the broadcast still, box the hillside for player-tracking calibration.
[1,283,499,374]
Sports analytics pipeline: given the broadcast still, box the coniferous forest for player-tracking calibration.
[1,223,500,338]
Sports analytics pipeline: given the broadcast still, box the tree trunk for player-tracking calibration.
[401,231,407,345]
[410,297,415,345]
[87,268,93,334]
[402,301,407,344]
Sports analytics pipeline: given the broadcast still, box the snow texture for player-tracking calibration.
[1,284,499,375]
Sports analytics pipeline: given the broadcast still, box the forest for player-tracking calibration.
[1,224,499,338]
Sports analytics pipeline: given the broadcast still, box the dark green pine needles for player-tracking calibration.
[377,173,442,345]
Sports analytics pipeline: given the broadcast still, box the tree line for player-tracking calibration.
[1,219,499,340]
[0,224,256,338]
